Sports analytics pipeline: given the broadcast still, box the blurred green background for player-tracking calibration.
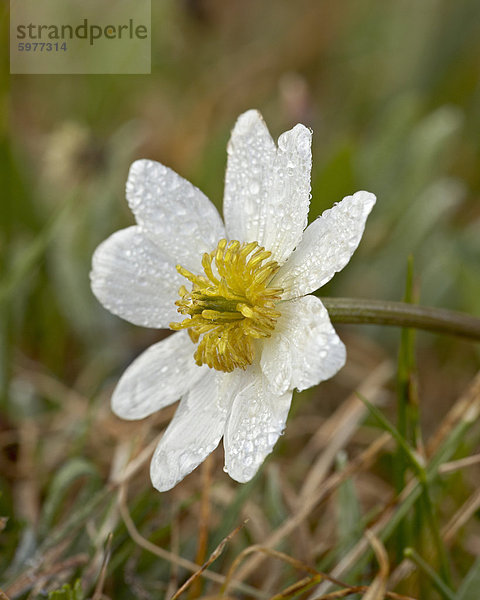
[5,0,480,380]
[2,1,480,598]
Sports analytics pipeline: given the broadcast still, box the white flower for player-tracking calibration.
[90,110,375,491]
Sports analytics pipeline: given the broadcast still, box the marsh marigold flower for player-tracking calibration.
[91,110,376,491]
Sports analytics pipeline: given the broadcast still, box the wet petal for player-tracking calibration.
[223,110,312,264]
[261,124,312,264]
[224,367,292,483]
[111,331,207,420]
[261,295,346,395]
[274,191,376,299]
[127,159,225,272]
[150,371,232,491]
[90,226,181,328]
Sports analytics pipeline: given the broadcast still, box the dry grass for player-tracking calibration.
[3,1,480,598]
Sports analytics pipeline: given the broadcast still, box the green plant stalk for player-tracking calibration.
[339,412,474,589]
[419,484,452,587]
[404,548,456,600]
[359,395,452,586]
[320,297,480,341]
[398,257,422,451]
[394,256,415,562]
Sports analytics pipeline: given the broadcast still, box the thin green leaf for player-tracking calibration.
[39,458,100,535]
[457,558,480,600]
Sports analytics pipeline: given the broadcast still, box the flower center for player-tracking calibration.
[170,239,283,373]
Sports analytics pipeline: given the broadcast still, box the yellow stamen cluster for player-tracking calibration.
[170,239,283,372]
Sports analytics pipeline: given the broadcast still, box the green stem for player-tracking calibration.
[320,297,480,341]
[404,547,456,600]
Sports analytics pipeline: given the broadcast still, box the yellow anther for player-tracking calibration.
[201,253,219,285]
[170,239,284,372]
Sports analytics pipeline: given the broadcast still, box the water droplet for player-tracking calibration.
[249,181,260,195]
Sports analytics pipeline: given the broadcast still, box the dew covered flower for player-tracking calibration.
[90,110,375,491]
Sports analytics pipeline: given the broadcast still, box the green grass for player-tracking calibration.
[2,1,480,598]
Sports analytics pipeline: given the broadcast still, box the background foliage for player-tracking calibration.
[2,1,480,598]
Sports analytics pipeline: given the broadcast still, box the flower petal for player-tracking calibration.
[261,295,346,395]
[150,371,232,492]
[127,159,226,272]
[224,367,292,483]
[223,110,312,264]
[223,110,276,246]
[261,124,312,264]
[90,226,182,328]
[273,191,376,299]
[111,331,207,420]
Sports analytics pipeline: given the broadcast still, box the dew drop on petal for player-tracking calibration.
[249,181,260,195]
